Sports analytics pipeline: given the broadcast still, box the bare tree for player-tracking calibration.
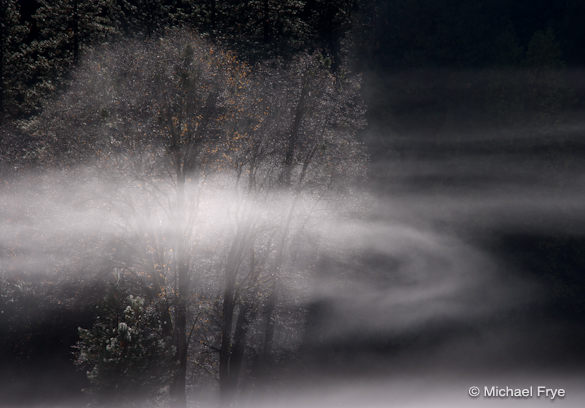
[23,33,366,407]
[26,32,256,408]
[213,52,367,403]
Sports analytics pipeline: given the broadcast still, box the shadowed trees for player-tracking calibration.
[23,31,366,407]
[26,32,254,407]
[0,0,29,117]
[0,0,363,119]
[74,287,176,407]
[212,52,366,403]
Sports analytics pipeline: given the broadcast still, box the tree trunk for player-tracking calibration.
[171,296,187,407]
[260,186,301,368]
[230,247,259,386]
[219,267,236,402]
[260,280,277,364]
[170,174,189,408]
[220,223,256,405]
[280,76,309,187]
[228,301,254,391]
[219,228,246,404]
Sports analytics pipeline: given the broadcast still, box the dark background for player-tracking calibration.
[1,0,585,405]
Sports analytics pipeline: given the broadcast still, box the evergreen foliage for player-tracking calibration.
[0,0,29,116]
[74,286,175,405]
[21,0,119,114]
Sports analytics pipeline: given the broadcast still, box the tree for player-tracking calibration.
[305,0,360,69]
[218,0,311,62]
[211,52,366,402]
[27,31,255,408]
[115,0,191,37]
[21,0,119,115]
[75,285,175,407]
[256,53,366,365]
[0,0,29,117]
[525,28,563,68]
[25,31,366,407]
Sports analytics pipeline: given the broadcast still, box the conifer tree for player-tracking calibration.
[221,0,310,62]
[115,0,190,37]
[75,287,176,406]
[24,0,119,113]
[0,0,29,117]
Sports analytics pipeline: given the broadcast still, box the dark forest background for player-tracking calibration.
[2,0,585,171]
[1,1,585,406]
[2,0,585,121]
